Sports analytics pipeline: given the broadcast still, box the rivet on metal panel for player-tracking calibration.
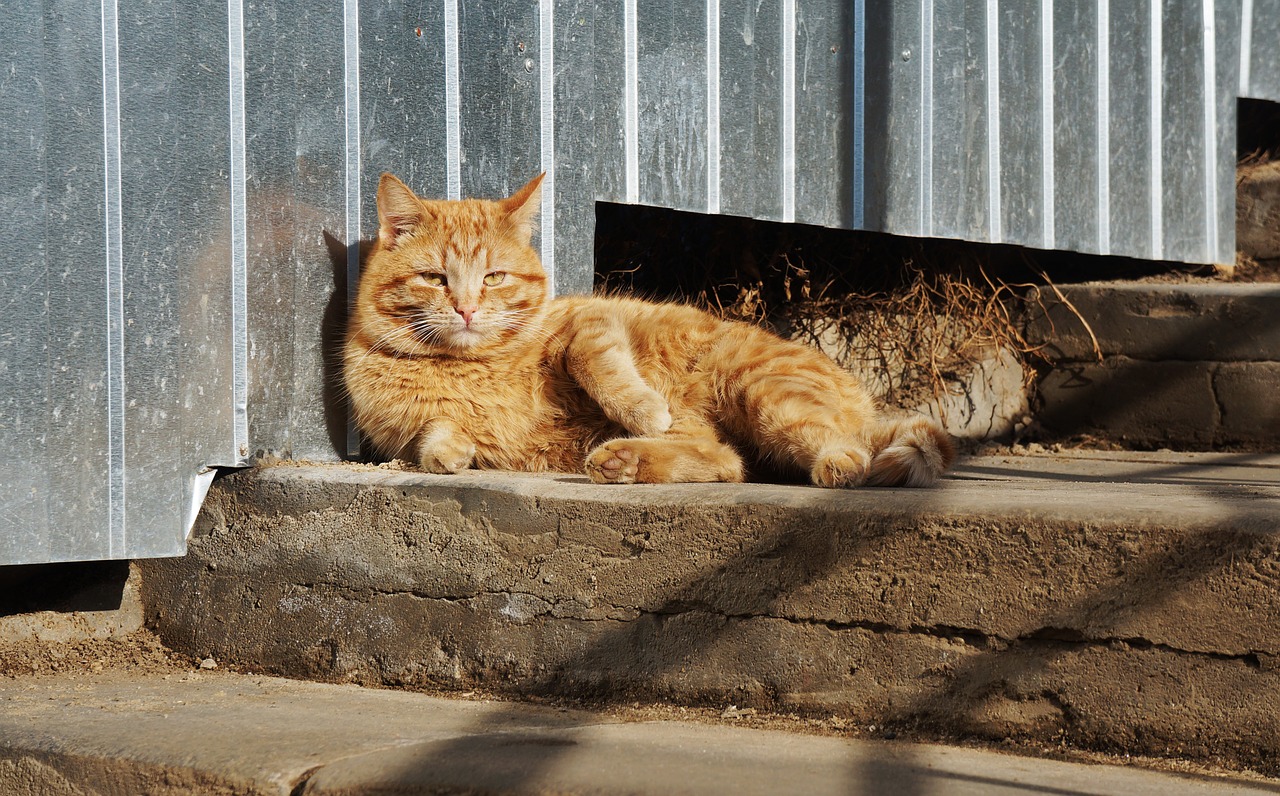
[524,57,534,72]
[901,49,911,61]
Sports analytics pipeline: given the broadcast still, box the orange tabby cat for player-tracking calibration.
[344,173,954,487]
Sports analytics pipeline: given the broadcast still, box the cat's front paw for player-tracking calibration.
[616,390,673,437]
[416,426,476,474]
[585,442,641,484]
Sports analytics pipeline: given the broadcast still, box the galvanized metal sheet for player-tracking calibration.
[0,0,53,563]
[43,0,114,562]
[117,0,189,558]
[635,0,708,212]
[458,2,542,199]
[1106,0,1156,259]
[717,0,783,221]
[1241,0,1280,102]
[174,0,238,475]
[996,0,1047,249]
[548,0,598,296]
[242,0,347,461]
[794,0,855,229]
[862,0,924,236]
[358,1,449,214]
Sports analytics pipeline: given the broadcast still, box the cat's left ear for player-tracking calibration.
[498,172,545,243]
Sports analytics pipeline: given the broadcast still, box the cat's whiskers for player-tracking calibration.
[349,320,422,370]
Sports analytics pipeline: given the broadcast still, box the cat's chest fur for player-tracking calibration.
[350,349,608,471]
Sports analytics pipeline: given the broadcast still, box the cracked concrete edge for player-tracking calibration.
[166,464,1280,657]
[0,750,260,796]
[1036,358,1280,447]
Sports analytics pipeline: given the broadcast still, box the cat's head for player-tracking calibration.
[352,172,547,357]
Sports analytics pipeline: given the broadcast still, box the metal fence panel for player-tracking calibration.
[117,0,189,558]
[42,0,114,562]
[242,0,347,462]
[718,0,784,221]
[794,0,856,230]
[996,0,1046,249]
[1241,0,1280,102]
[1107,0,1156,259]
[0,0,53,562]
[0,0,1256,565]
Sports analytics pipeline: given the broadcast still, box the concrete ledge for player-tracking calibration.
[1023,284,1280,447]
[1023,283,1280,363]
[141,457,1280,771]
[4,671,1273,795]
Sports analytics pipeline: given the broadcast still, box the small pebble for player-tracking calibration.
[199,657,218,670]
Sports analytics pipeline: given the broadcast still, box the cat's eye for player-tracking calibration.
[483,272,506,287]
[418,273,446,287]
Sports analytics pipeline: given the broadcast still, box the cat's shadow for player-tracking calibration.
[321,231,374,461]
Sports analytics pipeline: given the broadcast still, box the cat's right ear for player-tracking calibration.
[377,173,426,248]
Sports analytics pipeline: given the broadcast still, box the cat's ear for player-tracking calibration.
[498,172,545,243]
[377,173,426,248]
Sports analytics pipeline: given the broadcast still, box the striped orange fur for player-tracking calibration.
[343,173,955,488]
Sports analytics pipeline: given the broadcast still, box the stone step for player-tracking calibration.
[140,453,1280,774]
[3,670,1272,795]
[1022,283,1280,448]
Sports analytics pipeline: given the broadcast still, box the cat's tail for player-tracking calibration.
[864,414,956,488]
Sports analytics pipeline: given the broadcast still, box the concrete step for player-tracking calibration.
[1023,282,1280,448]
[140,453,1280,774]
[1,669,1274,795]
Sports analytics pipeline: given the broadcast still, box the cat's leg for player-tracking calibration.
[565,313,672,437]
[415,418,476,474]
[584,417,744,484]
[714,327,954,487]
[711,327,884,487]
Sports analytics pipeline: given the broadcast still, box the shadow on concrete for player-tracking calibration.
[955,452,1280,488]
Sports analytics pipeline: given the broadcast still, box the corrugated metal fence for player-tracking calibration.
[0,0,1271,565]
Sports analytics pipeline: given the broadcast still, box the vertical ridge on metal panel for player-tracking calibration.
[984,0,1000,244]
[624,0,638,203]
[781,0,795,223]
[707,0,720,215]
[100,0,125,556]
[1200,0,1218,262]
[1096,0,1110,255]
[1149,0,1162,259]
[540,0,556,292]
[1040,0,1054,249]
[853,0,865,230]
[344,0,361,458]
[445,0,462,201]
[1240,0,1253,101]
[227,0,249,462]
[920,0,933,237]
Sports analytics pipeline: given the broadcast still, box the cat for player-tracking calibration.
[343,173,955,488]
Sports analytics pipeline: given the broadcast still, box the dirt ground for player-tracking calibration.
[0,630,189,679]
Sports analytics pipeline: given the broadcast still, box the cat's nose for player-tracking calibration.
[456,306,477,325]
